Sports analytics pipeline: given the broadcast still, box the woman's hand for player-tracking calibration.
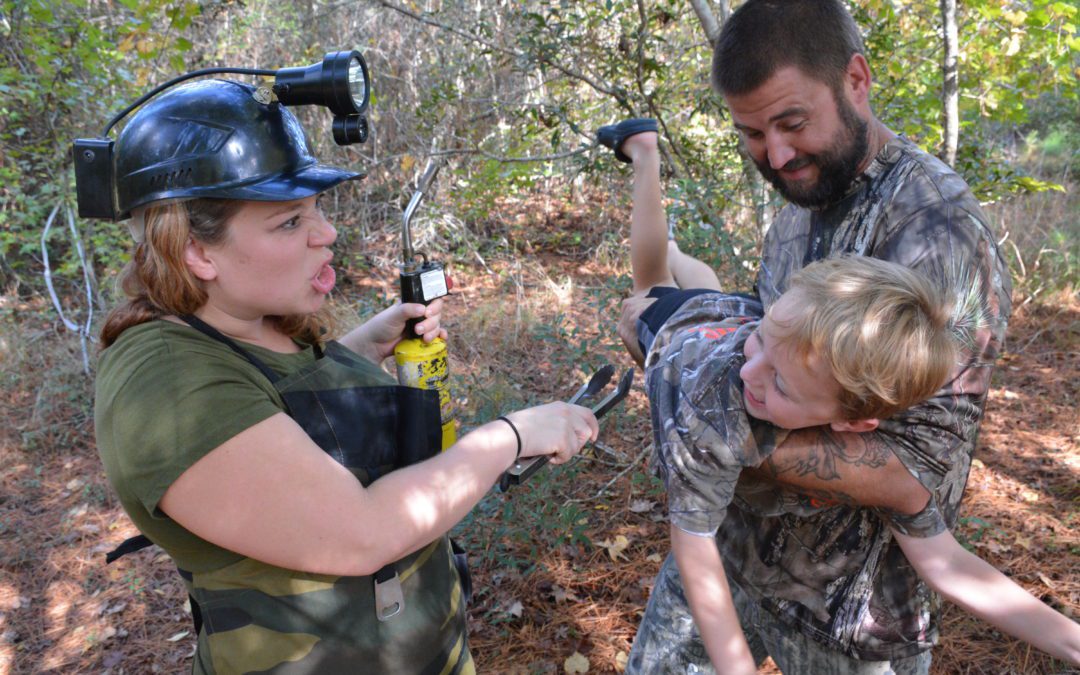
[340,297,448,363]
[502,402,599,465]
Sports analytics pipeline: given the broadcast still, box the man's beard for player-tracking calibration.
[754,94,869,209]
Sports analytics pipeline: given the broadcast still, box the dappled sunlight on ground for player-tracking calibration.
[1,198,1075,673]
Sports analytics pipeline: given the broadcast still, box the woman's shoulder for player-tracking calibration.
[103,318,225,355]
[96,320,272,400]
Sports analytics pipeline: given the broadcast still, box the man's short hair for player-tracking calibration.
[772,257,957,421]
[711,0,865,97]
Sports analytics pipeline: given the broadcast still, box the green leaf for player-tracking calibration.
[28,3,53,22]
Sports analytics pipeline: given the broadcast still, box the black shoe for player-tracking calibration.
[596,118,658,163]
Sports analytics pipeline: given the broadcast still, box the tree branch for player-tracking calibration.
[427,145,593,164]
[688,0,722,43]
[372,0,623,99]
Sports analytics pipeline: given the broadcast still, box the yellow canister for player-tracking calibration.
[394,337,457,450]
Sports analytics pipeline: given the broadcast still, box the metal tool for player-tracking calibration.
[499,365,634,492]
[394,159,456,449]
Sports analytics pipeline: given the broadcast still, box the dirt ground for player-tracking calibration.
[0,212,1076,674]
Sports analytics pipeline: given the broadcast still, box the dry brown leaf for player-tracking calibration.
[598,535,630,561]
[564,651,590,673]
[629,499,655,513]
[552,585,580,603]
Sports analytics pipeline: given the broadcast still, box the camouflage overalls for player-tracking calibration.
[627,136,1011,673]
[98,316,473,675]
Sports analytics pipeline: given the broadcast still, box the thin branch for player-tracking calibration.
[426,145,593,164]
[371,0,623,99]
[564,444,651,505]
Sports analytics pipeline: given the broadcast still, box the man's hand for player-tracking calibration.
[748,426,931,514]
[617,293,657,368]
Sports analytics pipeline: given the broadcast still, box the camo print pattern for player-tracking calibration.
[186,538,472,675]
[642,293,789,536]
[634,136,1011,664]
[627,553,932,675]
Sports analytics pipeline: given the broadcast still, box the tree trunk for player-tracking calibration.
[940,0,959,166]
[687,0,725,43]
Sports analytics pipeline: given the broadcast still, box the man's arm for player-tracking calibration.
[746,426,931,514]
[670,525,757,675]
[893,528,1080,666]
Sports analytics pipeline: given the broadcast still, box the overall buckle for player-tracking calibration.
[374,568,404,621]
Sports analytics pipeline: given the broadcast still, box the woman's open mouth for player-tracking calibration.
[312,262,336,294]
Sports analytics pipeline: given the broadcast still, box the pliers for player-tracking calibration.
[499,365,634,492]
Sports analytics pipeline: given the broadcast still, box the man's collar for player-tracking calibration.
[809,134,905,212]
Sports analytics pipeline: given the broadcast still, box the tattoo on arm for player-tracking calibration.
[760,428,891,483]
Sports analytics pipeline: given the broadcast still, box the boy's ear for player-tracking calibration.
[830,418,879,433]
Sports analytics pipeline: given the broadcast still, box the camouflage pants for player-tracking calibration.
[626,552,932,675]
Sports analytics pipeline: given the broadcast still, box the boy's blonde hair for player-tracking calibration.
[771,256,958,421]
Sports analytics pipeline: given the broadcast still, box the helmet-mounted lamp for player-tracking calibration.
[73,50,371,221]
[274,50,371,146]
[273,50,370,117]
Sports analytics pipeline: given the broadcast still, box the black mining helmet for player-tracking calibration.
[73,50,372,221]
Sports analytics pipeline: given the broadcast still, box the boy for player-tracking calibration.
[600,121,1080,672]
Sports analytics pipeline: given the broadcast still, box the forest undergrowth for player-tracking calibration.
[0,180,1076,674]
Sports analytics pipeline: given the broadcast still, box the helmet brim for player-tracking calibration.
[122,163,364,217]
[206,163,365,202]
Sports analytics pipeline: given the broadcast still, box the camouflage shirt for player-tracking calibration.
[644,293,789,537]
[705,136,1012,660]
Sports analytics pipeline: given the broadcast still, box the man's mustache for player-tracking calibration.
[780,156,812,172]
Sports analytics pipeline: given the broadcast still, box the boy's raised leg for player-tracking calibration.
[667,239,724,291]
[621,132,676,294]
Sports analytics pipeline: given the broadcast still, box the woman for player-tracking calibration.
[94,78,597,674]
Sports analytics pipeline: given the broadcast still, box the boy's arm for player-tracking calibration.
[892,527,1080,666]
[670,525,757,675]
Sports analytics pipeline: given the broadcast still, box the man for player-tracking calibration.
[616,1,1012,672]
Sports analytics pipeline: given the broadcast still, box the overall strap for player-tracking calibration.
[105,533,153,563]
[178,314,324,383]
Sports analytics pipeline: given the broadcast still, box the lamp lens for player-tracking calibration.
[348,59,367,108]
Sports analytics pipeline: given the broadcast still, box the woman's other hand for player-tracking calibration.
[341,297,448,362]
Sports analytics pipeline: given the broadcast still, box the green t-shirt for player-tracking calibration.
[96,320,472,674]
[94,320,322,573]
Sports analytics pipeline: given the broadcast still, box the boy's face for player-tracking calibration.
[740,290,846,430]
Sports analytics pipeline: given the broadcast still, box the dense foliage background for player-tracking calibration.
[0,2,1076,673]
[1,0,1076,302]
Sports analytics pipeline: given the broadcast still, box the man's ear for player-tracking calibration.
[183,238,218,282]
[845,53,873,107]
[831,417,879,434]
